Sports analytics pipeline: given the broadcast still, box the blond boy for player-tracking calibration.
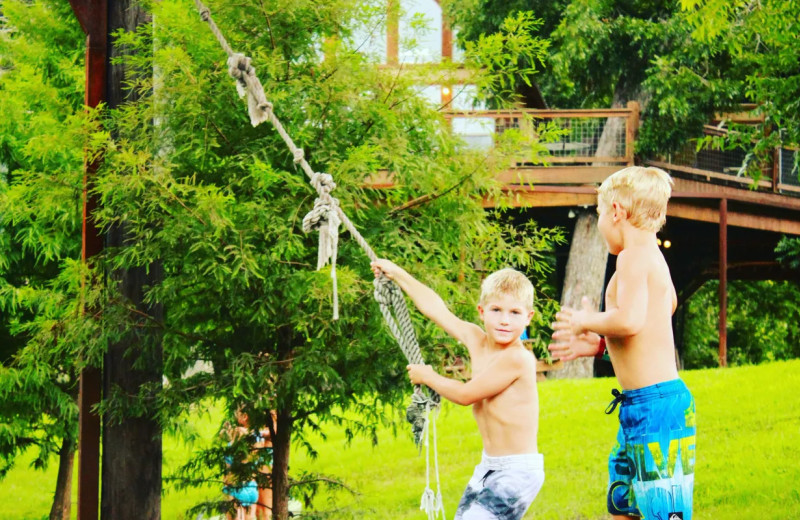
[549,166,696,520]
[371,260,545,520]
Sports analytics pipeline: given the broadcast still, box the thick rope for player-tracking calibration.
[193,1,441,407]
[195,4,447,514]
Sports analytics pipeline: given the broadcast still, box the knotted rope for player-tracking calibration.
[301,173,341,319]
[193,4,443,515]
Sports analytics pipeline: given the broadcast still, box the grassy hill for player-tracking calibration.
[2,359,799,519]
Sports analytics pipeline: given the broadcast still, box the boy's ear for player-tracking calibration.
[611,201,628,222]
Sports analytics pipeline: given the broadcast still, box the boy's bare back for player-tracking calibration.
[604,244,679,389]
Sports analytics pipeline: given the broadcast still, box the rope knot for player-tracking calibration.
[302,193,342,320]
[302,198,337,233]
[227,53,253,81]
[310,172,336,196]
[293,148,305,164]
[258,101,273,117]
[199,8,210,21]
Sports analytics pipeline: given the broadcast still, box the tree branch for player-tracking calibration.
[389,156,488,214]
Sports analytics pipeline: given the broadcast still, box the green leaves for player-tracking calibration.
[460,11,550,106]
[1,1,565,514]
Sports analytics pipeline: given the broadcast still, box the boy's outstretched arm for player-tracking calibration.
[565,249,649,337]
[407,349,524,406]
[548,306,603,360]
[371,259,482,347]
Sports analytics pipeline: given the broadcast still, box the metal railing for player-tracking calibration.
[650,125,800,197]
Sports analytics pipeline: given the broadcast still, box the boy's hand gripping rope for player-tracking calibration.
[193,6,444,515]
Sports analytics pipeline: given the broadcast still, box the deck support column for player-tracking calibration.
[719,198,728,367]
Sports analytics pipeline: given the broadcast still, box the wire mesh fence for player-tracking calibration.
[446,109,634,165]
[779,147,800,188]
[667,142,751,176]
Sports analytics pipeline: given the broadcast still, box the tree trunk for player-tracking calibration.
[100,3,162,520]
[49,436,76,520]
[552,79,648,379]
[551,211,609,379]
[270,408,293,520]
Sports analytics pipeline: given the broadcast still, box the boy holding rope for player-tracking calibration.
[549,166,696,520]
[371,260,545,520]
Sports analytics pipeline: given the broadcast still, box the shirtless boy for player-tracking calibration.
[549,166,696,520]
[371,260,544,520]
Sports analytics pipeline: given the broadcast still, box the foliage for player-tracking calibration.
[681,0,800,155]
[776,236,800,270]
[1,0,563,516]
[457,11,551,107]
[682,280,800,369]
[0,0,86,479]
[444,0,796,159]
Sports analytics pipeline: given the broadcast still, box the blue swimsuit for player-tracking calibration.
[606,378,696,520]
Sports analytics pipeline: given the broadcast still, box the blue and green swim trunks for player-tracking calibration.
[606,378,696,520]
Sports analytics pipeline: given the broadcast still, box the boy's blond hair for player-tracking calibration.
[479,268,534,310]
[597,166,673,232]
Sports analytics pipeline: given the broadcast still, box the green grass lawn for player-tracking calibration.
[3,360,800,519]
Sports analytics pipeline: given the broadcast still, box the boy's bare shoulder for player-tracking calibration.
[617,245,663,271]
[500,345,538,372]
[461,322,489,349]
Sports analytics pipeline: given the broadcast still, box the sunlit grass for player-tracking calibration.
[3,360,800,519]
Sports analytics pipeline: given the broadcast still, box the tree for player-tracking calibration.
[0,2,87,518]
[444,0,768,376]
[677,0,800,168]
[3,1,561,519]
[682,280,800,368]
[99,2,164,519]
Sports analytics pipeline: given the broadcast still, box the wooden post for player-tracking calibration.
[440,5,453,112]
[719,198,728,367]
[441,13,452,62]
[625,101,640,166]
[68,2,108,519]
[386,0,399,65]
[773,146,780,193]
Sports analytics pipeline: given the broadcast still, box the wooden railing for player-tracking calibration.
[443,101,640,168]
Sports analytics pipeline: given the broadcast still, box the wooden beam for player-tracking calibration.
[671,177,800,211]
[386,0,398,66]
[648,160,773,189]
[778,183,800,194]
[626,101,640,165]
[443,108,635,119]
[377,63,477,84]
[667,201,800,235]
[773,147,781,193]
[719,199,728,368]
[441,11,452,62]
[483,190,597,208]
[497,166,620,185]
[535,156,627,165]
[68,2,107,519]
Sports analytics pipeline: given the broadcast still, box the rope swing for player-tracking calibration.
[193,3,444,518]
